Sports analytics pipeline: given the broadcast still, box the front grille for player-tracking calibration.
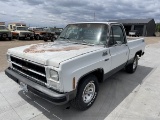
[10,56,47,83]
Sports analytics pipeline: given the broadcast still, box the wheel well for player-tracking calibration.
[77,69,104,89]
[136,50,142,57]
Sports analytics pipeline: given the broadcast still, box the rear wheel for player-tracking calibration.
[8,37,12,40]
[16,35,20,40]
[35,35,40,40]
[125,55,138,73]
[51,37,55,42]
[70,75,99,111]
[30,37,34,40]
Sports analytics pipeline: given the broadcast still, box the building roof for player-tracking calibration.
[108,18,154,24]
[8,22,26,25]
[0,22,5,25]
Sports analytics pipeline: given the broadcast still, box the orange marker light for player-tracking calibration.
[73,77,75,89]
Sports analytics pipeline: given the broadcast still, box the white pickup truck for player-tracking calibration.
[5,22,145,110]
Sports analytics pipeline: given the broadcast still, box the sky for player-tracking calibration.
[0,0,160,28]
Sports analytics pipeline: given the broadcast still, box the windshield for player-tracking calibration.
[17,27,27,31]
[0,26,7,30]
[57,23,108,45]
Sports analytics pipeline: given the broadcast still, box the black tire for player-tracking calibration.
[35,35,40,40]
[21,37,25,40]
[51,37,55,42]
[70,75,99,111]
[16,35,19,40]
[44,38,48,42]
[8,37,12,40]
[125,55,138,73]
[44,40,47,42]
[30,37,34,40]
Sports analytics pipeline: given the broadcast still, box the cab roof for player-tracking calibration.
[74,22,119,25]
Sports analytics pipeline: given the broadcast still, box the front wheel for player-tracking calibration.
[125,55,138,73]
[70,75,99,111]
[8,37,12,40]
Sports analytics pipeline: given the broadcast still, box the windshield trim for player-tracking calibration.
[57,23,108,46]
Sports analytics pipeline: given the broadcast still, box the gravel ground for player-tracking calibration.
[0,37,160,72]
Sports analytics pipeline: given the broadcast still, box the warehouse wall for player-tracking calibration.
[146,19,156,36]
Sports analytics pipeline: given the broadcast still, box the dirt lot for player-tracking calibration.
[0,37,160,72]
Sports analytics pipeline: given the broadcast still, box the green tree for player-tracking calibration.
[156,23,160,32]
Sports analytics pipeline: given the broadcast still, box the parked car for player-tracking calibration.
[129,30,140,37]
[8,23,34,40]
[28,27,48,40]
[0,22,12,40]
[5,22,145,110]
[12,26,34,40]
[43,28,63,42]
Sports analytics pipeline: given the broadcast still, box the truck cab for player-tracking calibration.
[28,27,48,40]
[43,27,63,42]
[8,23,34,40]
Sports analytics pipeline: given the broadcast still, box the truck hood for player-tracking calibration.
[0,30,10,33]
[8,41,102,67]
[15,30,33,33]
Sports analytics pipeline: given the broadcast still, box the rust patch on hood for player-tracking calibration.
[23,43,89,53]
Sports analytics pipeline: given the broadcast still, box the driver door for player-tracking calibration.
[108,24,129,70]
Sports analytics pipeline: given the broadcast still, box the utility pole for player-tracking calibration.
[94,12,95,21]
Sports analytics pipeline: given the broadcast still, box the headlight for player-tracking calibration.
[50,69,59,81]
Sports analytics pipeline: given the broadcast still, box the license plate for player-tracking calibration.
[20,82,28,92]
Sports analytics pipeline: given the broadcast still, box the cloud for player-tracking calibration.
[24,0,44,5]
[0,0,160,27]
[0,11,6,15]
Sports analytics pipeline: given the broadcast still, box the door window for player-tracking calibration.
[10,25,12,29]
[109,25,126,45]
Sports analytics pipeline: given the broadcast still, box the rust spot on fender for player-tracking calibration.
[23,43,88,53]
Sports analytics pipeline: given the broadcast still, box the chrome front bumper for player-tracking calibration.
[5,68,76,105]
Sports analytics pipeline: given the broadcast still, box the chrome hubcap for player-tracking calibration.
[133,58,137,69]
[82,82,95,103]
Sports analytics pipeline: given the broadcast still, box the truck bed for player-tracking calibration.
[127,37,145,60]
